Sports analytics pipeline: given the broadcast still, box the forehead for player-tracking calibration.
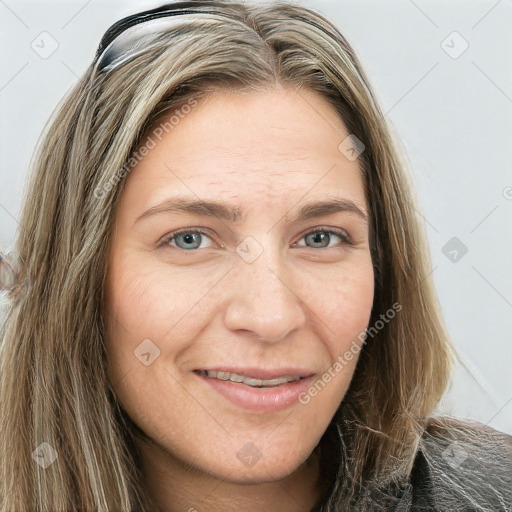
[121,86,367,212]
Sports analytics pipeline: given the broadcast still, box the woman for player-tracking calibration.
[1,1,510,510]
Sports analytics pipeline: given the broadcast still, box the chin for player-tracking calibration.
[200,441,315,484]
[210,459,303,485]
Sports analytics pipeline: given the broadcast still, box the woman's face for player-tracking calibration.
[104,86,374,484]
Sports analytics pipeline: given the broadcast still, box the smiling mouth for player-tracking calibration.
[195,369,303,388]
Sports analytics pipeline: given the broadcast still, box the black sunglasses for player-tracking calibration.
[93,1,238,72]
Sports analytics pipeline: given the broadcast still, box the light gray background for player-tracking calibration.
[1,0,511,434]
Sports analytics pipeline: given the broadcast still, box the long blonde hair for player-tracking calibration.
[0,1,453,510]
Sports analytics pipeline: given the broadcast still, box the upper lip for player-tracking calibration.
[194,366,315,380]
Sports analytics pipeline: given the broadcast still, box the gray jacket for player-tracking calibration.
[311,419,512,511]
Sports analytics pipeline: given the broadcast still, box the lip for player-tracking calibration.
[194,371,316,412]
[193,366,315,380]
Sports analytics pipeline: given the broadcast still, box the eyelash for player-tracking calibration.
[159,226,355,250]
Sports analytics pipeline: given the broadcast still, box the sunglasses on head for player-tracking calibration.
[93,1,238,72]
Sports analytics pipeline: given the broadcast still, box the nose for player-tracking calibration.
[223,252,307,343]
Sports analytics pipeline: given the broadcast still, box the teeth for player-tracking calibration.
[198,370,301,387]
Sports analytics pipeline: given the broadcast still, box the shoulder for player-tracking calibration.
[411,417,512,510]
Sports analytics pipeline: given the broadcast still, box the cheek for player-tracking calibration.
[103,252,174,383]
[105,250,213,337]
[296,264,373,413]
[103,250,225,385]
[308,259,375,359]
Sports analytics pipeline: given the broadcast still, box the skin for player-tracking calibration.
[104,85,374,512]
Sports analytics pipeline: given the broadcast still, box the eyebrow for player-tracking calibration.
[134,196,368,225]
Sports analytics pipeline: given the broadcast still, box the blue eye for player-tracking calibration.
[295,228,353,249]
[163,229,214,250]
[160,227,353,251]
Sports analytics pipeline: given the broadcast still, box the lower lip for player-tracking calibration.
[195,372,315,412]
